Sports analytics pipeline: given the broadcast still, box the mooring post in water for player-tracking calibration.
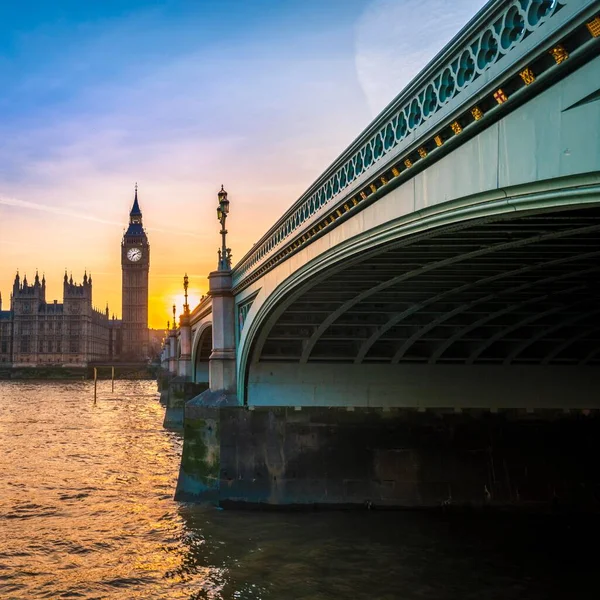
[94,367,97,404]
[111,366,114,393]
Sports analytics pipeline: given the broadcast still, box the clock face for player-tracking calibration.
[127,247,142,262]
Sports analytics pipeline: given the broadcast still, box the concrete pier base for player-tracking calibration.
[174,389,237,502]
[175,405,600,511]
[157,373,172,406]
[163,406,185,428]
[162,377,208,429]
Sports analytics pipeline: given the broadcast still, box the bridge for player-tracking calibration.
[162,0,600,509]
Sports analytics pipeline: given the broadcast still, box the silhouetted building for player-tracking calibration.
[0,271,116,366]
[0,292,12,363]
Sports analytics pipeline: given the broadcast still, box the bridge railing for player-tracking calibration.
[232,0,598,290]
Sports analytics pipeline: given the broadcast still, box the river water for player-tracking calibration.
[0,380,597,599]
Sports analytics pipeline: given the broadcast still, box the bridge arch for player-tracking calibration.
[238,176,600,406]
[191,322,212,384]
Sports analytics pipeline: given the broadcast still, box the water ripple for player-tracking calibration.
[1,380,597,599]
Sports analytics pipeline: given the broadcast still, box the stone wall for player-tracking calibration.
[177,406,600,511]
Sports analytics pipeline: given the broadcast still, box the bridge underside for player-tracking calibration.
[258,206,600,366]
[247,204,600,408]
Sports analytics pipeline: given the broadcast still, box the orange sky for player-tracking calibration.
[0,181,306,328]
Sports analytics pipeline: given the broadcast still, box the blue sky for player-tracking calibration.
[0,0,486,325]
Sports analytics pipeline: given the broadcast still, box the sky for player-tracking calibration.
[0,0,486,328]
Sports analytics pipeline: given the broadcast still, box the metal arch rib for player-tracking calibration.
[542,325,600,365]
[300,222,600,363]
[356,257,584,365]
[393,284,587,365]
[427,258,600,364]
[429,276,598,364]
[354,266,525,364]
[466,303,583,364]
[503,308,600,365]
[381,258,600,365]
[580,346,600,365]
[426,291,571,365]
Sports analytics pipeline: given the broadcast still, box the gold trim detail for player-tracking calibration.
[451,121,462,135]
[391,167,400,177]
[418,147,427,158]
[519,67,535,85]
[434,135,443,147]
[587,16,600,37]
[404,158,413,168]
[494,88,507,104]
[550,45,568,64]
[471,106,483,120]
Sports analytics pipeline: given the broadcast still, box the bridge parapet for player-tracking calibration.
[232,0,600,291]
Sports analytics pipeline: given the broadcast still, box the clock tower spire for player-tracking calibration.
[121,183,150,360]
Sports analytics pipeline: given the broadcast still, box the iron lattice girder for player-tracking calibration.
[258,208,600,365]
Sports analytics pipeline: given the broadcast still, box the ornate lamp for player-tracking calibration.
[217,185,232,270]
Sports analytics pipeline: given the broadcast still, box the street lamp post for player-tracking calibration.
[183,273,189,314]
[217,185,231,270]
[172,304,176,328]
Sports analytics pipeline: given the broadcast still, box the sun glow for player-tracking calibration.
[151,291,203,330]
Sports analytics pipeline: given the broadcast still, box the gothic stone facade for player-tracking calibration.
[0,188,149,367]
[0,272,120,367]
[121,187,150,360]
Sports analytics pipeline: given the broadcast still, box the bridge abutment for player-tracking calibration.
[162,378,208,428]
[174,390,237,502]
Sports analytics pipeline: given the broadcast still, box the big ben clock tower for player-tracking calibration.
[121,184,149,360]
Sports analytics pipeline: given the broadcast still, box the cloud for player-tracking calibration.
[0,194,122,225]
[354,0,487,116]
[0,194,207,238]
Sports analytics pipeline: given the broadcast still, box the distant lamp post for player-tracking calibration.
[217,185,232,270]
[183,273,189,314]
[172,304,176,329]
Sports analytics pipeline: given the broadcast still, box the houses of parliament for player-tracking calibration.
[0,188,150,367]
